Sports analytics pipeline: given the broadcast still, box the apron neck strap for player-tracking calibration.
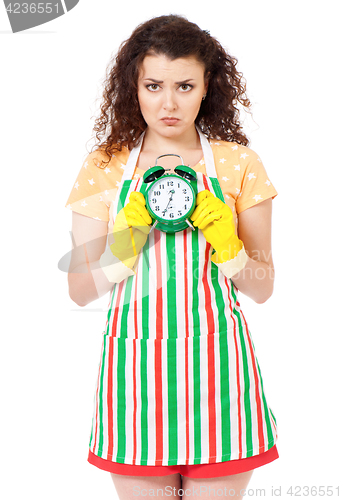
[122,126,217,181]
[196,126,216,177]
[122,131,145,181]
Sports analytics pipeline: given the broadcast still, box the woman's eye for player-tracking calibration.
[146,84,160,91]
[179,84,193,92]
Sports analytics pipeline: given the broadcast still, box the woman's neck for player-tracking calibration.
[141,126,201,154]
[136,126,204,171]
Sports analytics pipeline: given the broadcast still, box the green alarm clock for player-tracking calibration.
[142,154,198,233]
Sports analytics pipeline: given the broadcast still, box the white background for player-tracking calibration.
[1,1,342,498]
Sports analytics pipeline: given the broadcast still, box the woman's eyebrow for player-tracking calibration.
[143,78,163,83]
[175,78,195,85]
[143,78,195,84]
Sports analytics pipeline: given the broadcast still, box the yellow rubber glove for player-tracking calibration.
[190,190,247,278]
[110,191,152,269]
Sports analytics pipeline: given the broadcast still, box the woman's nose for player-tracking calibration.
[163,90,177,111]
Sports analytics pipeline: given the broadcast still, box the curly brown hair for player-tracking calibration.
[92,14,252,164]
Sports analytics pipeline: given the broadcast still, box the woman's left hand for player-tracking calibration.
[190,190,245,264]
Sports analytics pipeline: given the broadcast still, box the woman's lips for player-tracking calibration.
[161,117,180,125]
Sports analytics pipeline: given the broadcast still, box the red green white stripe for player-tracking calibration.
[89,173,277,465]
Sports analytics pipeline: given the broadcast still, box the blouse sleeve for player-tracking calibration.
[65,150,114,222]
[235,147,278,214]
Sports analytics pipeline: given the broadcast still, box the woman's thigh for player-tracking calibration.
[180,470,253,499]
[110,472,182,500]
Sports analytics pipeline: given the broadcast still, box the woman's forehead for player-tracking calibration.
[138,53,206,78]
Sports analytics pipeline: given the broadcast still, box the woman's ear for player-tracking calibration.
[204,72,210,92]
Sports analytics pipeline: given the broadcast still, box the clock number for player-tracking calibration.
[158,184,165,190]
[182,189,187,194]
[185,196,190,201]
[184,204,188,210]
[167,181,174,186]
[154,206,160,211]
[152,198,157,203]
[154,190,161,196]
[178,210,182,216]
[169,213,174,219]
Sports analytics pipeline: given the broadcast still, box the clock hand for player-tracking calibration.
[162,201,171,215]
[162,190,175,215]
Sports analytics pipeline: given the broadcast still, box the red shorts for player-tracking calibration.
[88,446,278,478]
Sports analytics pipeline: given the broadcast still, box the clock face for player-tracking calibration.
[147,175,195,222]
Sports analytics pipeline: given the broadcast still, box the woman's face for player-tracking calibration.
[137,53,208,141]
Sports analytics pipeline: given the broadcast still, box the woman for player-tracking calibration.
[66,15,278,499]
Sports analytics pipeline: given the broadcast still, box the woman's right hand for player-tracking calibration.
[110,191,152,264]
[68,193,152,307]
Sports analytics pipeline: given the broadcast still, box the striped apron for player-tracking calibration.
[89,130,278,466]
